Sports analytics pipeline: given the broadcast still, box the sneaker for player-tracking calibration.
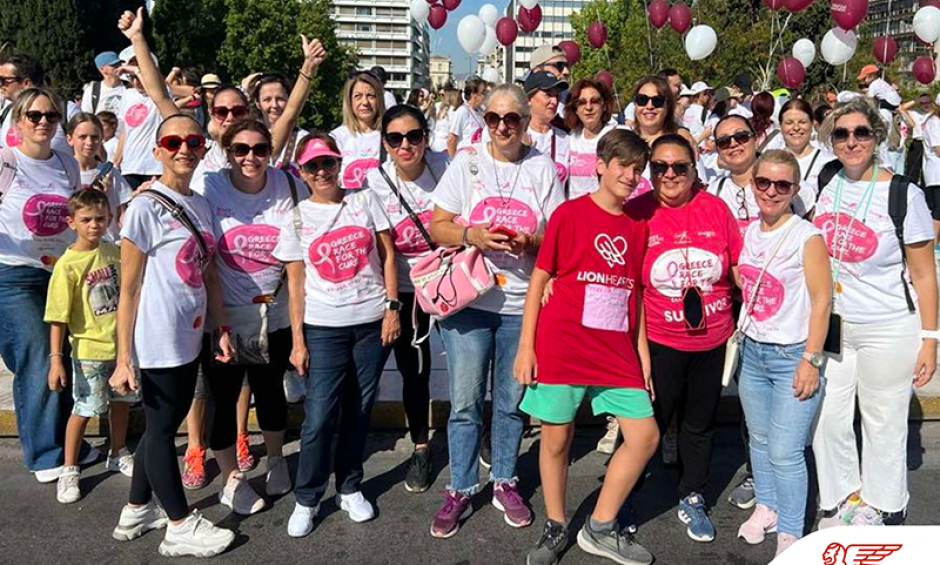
[112,500,169,541]
[336,491,375,523]
[883,509,907,526]
[236,433,256,472]
[527,520,568,565]
[577,523,654,565]
[737,504,777,545]
[265,455,292,497]
[480,430,492,470]
[287,502,319,538]
[219,472,266,516]
[597,416,620,455]
[851,505,884,526]
[405,448,432,493]
[284,371,306,404]
[775,532,798,557]
[182,446,207,490]
[430,490,473,539]
[819,496,862,529]
[34,466,63,484]
[678,493,716,542]
[56,466,81,504]
[618,495,638,535]
[728,476,756,510]
[106,448,135,478]
[158,510,235,558]
[492,481,533,528]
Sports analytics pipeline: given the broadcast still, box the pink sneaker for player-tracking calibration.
[430,490,473,539]
[182,446,207,490]
[236,434,255,472]
[737,504,777,545]
[492,481,532,528]
[775,532,798,557]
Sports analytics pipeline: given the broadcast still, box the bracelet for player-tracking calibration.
[299,70,312,81]
[48,352,63,358]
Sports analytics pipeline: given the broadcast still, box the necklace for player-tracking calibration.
[488,142,524,209]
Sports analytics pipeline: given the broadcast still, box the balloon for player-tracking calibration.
[478,3,499,27]
[442,0,461,11]
[763,0,784,10]
[428,5,447,29]
[410,0,430,25]
[924,0,940,9]
[873,35,898,64]
[784,0,815,11]
[792,38,816,68]
[587,21,607,49]
[684,25,718,60]
[518,4,542,33]
[776,57,805,89]
[482,67,501,84]
[820,27,857,65]
[496,17,518,45]
[914,56,936,84]
[518,0,539,9]
[457,15,486,54]
[831,0,868,31]
[914,6,940,44]
[478,25,498,57]
[595,71,613,91]
[669,4,692,34]
[649,0,670,28]
[558,40,581,64]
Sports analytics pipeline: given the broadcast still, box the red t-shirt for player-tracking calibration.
[625,188,742,352]
[534,195,646,388]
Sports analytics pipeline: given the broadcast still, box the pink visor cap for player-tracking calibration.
[297,138,342,165]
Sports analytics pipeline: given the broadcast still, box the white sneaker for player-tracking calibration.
[284,371,306,403]
[56,466,81,504]
[336,491,375,523]
[112,500,168,541]
[265,455,292,496]
[287,502,319,538]
[106,448,134,477]
[79,445,102,466]
[34,466,63,484]
[219,472,267,516]
[158,511,235,558]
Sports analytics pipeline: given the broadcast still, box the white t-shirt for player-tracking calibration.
[0,149,81,269]
[431,143,564,315]
[794,147,834,215]
[431,112,451,153]
[739,216,822,344]
[384,91,397,111]
[814,176,934,324]
[0,107,71,154]
[708,175,760,236]
[527,125,570,185]
[81,81,126,115]
[272,190,390,327]
[191,140,229,193]
[567,125,617,199]
[120,183,216,368]
[623,102,636,124]
[867,79,901,108]
[729,104,753,119]
[362,152,448,292]
[683,104,706,138]
[922,116,940,187]
[104,137,119,162]
[447,105,485,152]
[330,125,381,190]
[117,88,162,176]
[78,167,133,242]
[910,109,929,140]
[202,168,306,330]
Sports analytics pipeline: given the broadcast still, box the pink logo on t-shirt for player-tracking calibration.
[5,127,21,147]
[628,176,653,201]
[22,194,69,236]
[468,196,538,233]
[309,225,373,283]
[555,162,569,184]
[125,103,149,128]
[175,230,215,288]
[738,264,785,322]
[342,158,380,189]
[814,213,879,263]
[218,224,279,273]
[569,152,595,178]
[649,248,723,298]
[392,211,433,257]
[471,128,483,143]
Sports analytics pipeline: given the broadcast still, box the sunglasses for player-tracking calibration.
[545,61,569,73]
[577,97,604,107]
[634,94,666,109]
[229,142,271,158]
[211,105,250,120]
[754,176,796,195]
[0,75,24,86]
[649,161,691,177]
[715,130,754,150]
[23,111,62,125]
[385,128,426,148]
[831,126,874,144]
[483,111,524,130]
[302,157,338,174]
[158,134,207,153]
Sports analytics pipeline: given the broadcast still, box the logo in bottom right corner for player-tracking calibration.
[822,543,902,565]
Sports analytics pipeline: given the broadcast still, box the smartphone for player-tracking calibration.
[489,225,518,238]
[824,312,842,356]
[97,161,114,178]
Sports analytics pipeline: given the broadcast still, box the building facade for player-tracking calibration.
[865,0,928,72]
[500,0,590,83]
[430,55,452,90]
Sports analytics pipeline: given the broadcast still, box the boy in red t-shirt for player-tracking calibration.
[515,129,660,565]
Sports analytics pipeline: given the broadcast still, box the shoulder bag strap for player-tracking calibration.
[757,129,780,153]
[738,218,801,334]
[378,164,437,250]
[716,176,727,197]
[283,169,302,237]
[279,129,299,170]
[91,81,102,114]
[0,147,17,202]
[815,159,844,204]
[138,189,209,260]
[803,149,822,182]
[888,175,917,313]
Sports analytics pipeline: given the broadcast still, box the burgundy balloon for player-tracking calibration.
[595,71,614,91]
[763,0,785,10]
[873,36,898,64]
[783,0,815,11]
[587,21,608,49]
[776,57,805,89]
[669,3,692,34]
[496,17,518,46]
[518,5,542,33]
[428,4,447,29]
[648,0,670,28]
[914,56,936,84]
[442,0,460,11]
[558,40,581,64]
[831,0,868,31]
[922,0,940,9]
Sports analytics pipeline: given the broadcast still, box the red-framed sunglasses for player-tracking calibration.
[158,134,207,153]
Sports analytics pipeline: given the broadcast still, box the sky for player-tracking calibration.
[427,0,508,76]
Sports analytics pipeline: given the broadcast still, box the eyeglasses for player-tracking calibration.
[229,143,271,158]
[831,126,874,144]
[483,111,524,131]
[385,128,426,148]
[545,61,569,73]
[0,75,24,86]
[23,111,62,125]
[577,97,603,107]
[735,186,749,221]
[211,105,250,120]
[158,134,207,153]
[634,94,666,109]
[753,176,796,195]
[649,161,691,177]
[715,130,754,150]
[302,157,338,174]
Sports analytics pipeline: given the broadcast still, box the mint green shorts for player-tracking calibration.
[519,383,653,424]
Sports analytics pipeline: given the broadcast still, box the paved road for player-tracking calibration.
[1,424,938,565]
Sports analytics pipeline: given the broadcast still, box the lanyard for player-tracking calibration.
[830,164,878,298]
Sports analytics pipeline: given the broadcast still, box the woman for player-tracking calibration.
[632,76,697,192]
[625,133,743,543]
[735,150,831,557]
[432,88,461,153]
[524,71,570,185]
[447,78,488,157]
[710,115,761,235]
[778,99,833,218]
[361,105,448,493]
[331,72,386,190]
[563,78,616,199]
[813,97,937,527]
[750,92,778,150]
[428,84,564,539]
[273,133,399,538]
[250,73,308,170]
[906,96,940,235]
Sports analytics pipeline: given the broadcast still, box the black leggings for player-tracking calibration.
[906,139,924,187]
[129,358,200,521]
[394,293,432,445]
[923,185,940,221]
[204,328,291,451]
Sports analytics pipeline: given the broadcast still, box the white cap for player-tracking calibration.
[689,81,712,95]
[678,83,694,97]
[119,45,158,67]
[836,90,862,104]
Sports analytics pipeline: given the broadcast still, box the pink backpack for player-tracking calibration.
[410,245,495,317]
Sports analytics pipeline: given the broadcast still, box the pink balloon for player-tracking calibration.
[442,0,460,10]
[428,5,447,29]
[496,17,518,46]
[784,0,815,11]
[914,56,936,84]
[587,21,608,49]
[776,57,805,89]
[873,36,898,64]
[595,71,613,91]
[831,0,868,31]
[649,0,670,28]
[558,40,581,64]
[669,4,692,34]
[518,5,541,33]
[763,0,785,10]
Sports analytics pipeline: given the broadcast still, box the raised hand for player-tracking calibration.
[301,35,327,71]
[118,7,145,40]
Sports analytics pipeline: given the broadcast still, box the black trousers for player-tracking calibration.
[393,293,432,445]
[906,139,924,187]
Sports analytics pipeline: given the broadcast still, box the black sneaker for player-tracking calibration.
[527,520,568,565]
[479,430,492,470]
[577,523,653,565]
[405,448,432,493]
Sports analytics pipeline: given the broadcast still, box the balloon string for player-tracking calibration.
[882,0,892,78]
[641,0,655,72]
[604,47,623,115]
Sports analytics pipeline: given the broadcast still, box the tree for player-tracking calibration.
[297,0,358,129]
[152,0,228,73]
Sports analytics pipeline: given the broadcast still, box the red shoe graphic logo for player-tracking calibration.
[822,543,902,565]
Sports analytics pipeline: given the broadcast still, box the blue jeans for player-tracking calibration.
[738,337,824,538]
[438,307,524,493]
[294,321,390,508]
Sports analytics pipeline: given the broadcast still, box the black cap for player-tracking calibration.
[733,73,753,96]
[524,71,568,96]
[370,66,388,84]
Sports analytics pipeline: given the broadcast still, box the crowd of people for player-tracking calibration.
[0,7,937,563]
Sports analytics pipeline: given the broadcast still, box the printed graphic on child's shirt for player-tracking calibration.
[813,213,879,263]
[738,264,785,322]
[85,264,119,316]
[23,193,69,236]
[218,224,280,273]
[308,225,373,283]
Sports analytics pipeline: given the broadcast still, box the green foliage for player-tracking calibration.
[297,0,358,130]
[152,0,228,73]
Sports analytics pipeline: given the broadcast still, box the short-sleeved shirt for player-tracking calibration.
[922,115,940,187]
[81,81,126,115]
[567,125,617,199]
[79,167,133,243]
[117,89,162,176]
[191,140,229,193]
[527,126,570,184]
[447,105,485,152]
[330,125,381,190]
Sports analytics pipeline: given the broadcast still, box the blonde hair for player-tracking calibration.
[11,87,65,124]
[755,149,801,184]
[818,96,888,148]
[437,89,462,121]
[342,73,385,134]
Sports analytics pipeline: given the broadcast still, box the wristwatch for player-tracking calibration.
[802,351,824,369]
[385,299,402,312]
[921,330,940,341]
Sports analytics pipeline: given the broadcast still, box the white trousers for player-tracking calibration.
[812,314,918,513]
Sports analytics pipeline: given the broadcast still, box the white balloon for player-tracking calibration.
[519,0,539,10]
[482,67,501,84]
[478,4,499,27]
[479,25,498,57]
[409,0,429,25]
[684,25,717,61]
[820,27,857,66]
[457,15,487,55]
[791,38,816,68]
[914,6,940,45]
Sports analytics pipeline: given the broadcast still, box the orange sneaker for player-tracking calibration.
[182,446,207,490]
[236,434,255,472]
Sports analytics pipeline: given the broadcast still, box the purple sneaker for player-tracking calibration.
[492,481,532,528]
[430,490,473,539]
